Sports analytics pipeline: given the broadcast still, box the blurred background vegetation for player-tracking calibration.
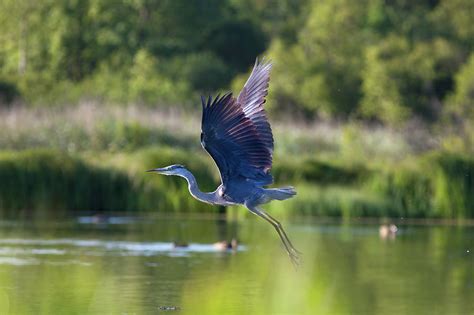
[0,0,473,219]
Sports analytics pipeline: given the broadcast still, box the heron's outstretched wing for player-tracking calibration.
[237,59,274,152]
[201,93,273,186]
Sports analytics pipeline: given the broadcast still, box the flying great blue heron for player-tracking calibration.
[148,59,300,265]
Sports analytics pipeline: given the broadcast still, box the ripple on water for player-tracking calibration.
[0,238,246,264]
[0,257,40,265]
[0,247,66,255]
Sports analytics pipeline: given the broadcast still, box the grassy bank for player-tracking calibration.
[0,104,472,219]
[0,149,215,218]
[0,147,473,220]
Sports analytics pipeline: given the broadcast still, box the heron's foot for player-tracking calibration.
[287,247,302,268]
[276,233,301,268]
[289,244,303,255]
[291,245,303,257]
[278,228,302,267]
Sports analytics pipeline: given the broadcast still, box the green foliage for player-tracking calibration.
[91,121,196,152]
[0,81,19,105]
[273,158,364,185]
[229,0,310,44]
[0,0,472,126]
[2,146,474,219]
[204,21,267,72]
[165,52,232,92]
[447,53,474,121]
[267,0,369,117]
[0,0,271,106]
[0,150,140,216]
[267,184,389,219]
[430,153,474,219]
[366,163,433,218]
[432,0,474,47]
[359,37,411,124]
[360,36,463,124]
[366,153,474,219]
[128,50,191,104]
[264,0,471,123]
[0,149,217,218]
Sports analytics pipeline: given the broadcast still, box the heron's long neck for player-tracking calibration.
[178,169,217,204]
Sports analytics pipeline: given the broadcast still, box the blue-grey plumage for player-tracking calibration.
[148,58,300,266]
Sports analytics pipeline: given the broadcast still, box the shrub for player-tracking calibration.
[273,157,364,185]
[366,152,474,219]
[0,81,20,105]
[366,165,433,218]
[0,148,217,218]
[430,153,474,218]
[166,52,233,92]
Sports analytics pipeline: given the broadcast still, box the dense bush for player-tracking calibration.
[0,150,140,216]
[267,184,390,219]
[0,81,20,105]
[430,153,474,218]
[446,53,474,122]
[366,163,433,218]
[0,149,217,218]
[273,158,365,185]
[366,153,474,219]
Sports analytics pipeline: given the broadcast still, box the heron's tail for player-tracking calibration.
[264,186,296,201]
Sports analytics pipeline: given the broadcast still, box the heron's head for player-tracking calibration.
[147,164,186,176]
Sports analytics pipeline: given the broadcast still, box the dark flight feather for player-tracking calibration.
[201,94,272,186]
[200,59,274,186]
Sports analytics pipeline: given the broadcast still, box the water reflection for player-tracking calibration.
[0,215,472,315]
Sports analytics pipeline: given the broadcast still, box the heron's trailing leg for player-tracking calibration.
[246,204,301,266]
[259,209,302,255]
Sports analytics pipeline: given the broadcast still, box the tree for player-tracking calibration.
[360,35,464,124]
[359,37,410,125]
[447,53,474,121]
[265,0,370,118]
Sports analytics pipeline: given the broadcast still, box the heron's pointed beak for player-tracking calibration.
[146,168,166,173]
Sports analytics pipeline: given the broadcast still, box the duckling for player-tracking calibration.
[172,241,189,248]
[379,224,398,240]
[213,238,238,251]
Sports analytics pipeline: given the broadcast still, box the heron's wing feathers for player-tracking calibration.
[237,58,274,152]
[201,93,273,185]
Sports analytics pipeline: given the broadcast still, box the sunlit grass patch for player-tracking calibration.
[0,103,435,162]
[266,183,389,219]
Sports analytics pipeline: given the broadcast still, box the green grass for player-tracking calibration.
[0,104,473,219]
[0,148,215,218]
[365,153,474,219]
[273,157,366,185]
[266,184,390,219]
[0,147,473,219]
[0,103,427,161]
[0,150,138,217]
[430,153,474,219]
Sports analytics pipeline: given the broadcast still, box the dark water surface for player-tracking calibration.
[0,214,472,314]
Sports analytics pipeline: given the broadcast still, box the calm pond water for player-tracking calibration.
[0,214,472,315]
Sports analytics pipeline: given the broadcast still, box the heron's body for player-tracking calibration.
[148,59,300,265]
